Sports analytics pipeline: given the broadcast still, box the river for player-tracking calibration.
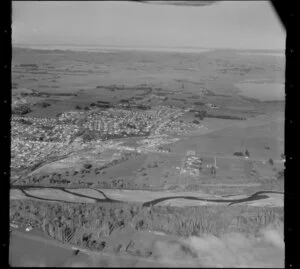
[11,185,283,207]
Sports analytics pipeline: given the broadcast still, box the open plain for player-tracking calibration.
[10,45,285,267]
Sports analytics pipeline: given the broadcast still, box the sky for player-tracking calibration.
[12,1,286,50]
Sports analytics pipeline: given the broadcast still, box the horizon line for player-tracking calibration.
[12,43,285,52]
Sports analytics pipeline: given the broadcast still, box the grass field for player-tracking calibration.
[24,188,96,203]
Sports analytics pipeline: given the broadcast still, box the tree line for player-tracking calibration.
[10,199,283,251]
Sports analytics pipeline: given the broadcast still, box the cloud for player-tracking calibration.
[154,223,284,267]
[134,1,219,7]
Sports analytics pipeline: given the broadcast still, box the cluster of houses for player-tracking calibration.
[58,111,86,123]
[58,106,184,140]
[12,116,80,143]
[159,119,203,135]
[11,138,73,169]
[76,135,178,156]
[180,150,203,177]
[206,103,219,109]
[82,109,151,137]
[11,105,199,170]
[179,151,218,177]
[136,136,180,153]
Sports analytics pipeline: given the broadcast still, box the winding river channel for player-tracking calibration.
[11,185,283,207]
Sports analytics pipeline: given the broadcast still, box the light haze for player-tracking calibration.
[12,1,285,50]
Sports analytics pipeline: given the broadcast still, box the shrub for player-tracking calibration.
[194,110,207,120]
[12,104,32,115]
[206,114,245,120]
[194,101,205,106]
[276,169,284,180]
[39,102,51,108]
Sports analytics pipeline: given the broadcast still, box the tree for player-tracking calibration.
[195,110,207,120]
[210,166,216,175]
[48,222,54,237]
[268,158,274,166]
[83,163,92,170]
[233,152,244,157]
[276,169,284,180]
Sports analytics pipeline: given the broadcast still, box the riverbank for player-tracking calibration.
[10,185,284,207]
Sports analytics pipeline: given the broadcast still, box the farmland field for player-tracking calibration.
[10,44,285,266]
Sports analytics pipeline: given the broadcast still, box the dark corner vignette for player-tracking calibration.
[279,1,298,268]
[4,0,12,268]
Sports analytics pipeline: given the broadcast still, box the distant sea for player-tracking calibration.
[13,44,217,54]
